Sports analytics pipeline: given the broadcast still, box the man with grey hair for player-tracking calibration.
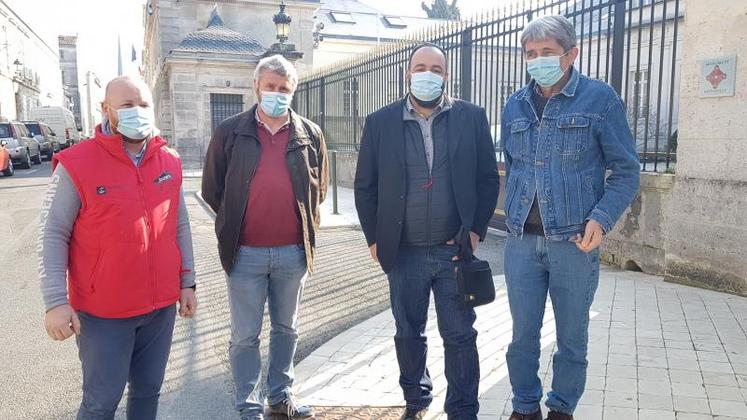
[202,54,328,419]
[499,15,639,420]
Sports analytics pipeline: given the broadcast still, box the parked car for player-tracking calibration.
[30,106,80,149]
[0,139,13,177]
[23,121,60,160]
[0,120,42,169]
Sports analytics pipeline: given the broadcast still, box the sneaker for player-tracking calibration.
[268,394,314,419]
[509,410,543,420]
[546,411,573,420]
[400,407,427,420]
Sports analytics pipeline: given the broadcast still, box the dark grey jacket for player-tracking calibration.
[400,112,460,245]
[354,98,500,273]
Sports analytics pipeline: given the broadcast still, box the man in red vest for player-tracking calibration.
[38,76,197,420]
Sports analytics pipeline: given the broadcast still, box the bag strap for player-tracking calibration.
[457,226,476,262]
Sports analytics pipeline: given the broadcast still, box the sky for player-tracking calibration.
[5,0,146,84]
[361,0,514,19]
[3,0,509,85]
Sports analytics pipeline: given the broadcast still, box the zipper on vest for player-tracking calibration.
[136,168,156,310]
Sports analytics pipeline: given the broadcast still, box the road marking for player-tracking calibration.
[18,169,38,175]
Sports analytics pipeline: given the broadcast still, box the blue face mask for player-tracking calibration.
[115,106,155,140]
[260,91,292,118]
[410,71,445,102]
[527,52,570,87]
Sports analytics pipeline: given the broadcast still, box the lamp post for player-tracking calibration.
[273,1,291,44]
[12,58,22,76]
[264,1,303,61]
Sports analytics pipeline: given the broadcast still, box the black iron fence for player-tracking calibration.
[294,0,683,172]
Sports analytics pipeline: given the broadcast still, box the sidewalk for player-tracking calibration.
[294,269,747,420]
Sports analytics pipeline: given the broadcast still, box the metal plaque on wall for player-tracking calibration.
[699,55,737,98]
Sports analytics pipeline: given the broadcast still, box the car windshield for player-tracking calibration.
[24,123,42,136]
[0,124,11,138]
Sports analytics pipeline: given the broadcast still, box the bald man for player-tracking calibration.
[355,43,499,420]
[38,76,197,420]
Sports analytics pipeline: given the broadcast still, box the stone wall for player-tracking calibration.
[603,0,747,295]
[167,61,255,169]
[601,173,674,275]
[152,0,317,75]
[661,0,747,295]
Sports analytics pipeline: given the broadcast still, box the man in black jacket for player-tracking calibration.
[354,43,500,420]
[202,55,327,420]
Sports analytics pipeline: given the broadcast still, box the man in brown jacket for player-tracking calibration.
[202,54,328,420]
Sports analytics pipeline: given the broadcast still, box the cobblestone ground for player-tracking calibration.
[157,180,398,419]
[294,269,747,420]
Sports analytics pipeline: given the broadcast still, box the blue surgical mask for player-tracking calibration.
[527,52,570,87]
[410,71,445,102]
[260,91,292,117]
[115,106,155,140]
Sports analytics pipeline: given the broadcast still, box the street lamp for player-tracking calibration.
[273,1,292,44]
[12,58,22,75]
[263,1,303,61]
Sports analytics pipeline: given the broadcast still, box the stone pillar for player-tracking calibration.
[663,0,747,294]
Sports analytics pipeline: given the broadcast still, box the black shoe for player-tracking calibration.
[268,394,314,419]
[509,410,543,420]
[546,411,573,420]
[400,407,427,420]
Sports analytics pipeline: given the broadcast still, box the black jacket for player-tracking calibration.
[354,97,500,273]
[201,106,328,273]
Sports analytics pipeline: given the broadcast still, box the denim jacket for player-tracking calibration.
[499,67,640,241]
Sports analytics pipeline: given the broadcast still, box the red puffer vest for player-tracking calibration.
[52,126,183,318]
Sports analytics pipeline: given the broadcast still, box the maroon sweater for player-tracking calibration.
[240,121,302,247]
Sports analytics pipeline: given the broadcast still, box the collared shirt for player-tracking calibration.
[403,95,452,172]
[255,108,290,136]
[240,109,300,247]
[125,142,147,167]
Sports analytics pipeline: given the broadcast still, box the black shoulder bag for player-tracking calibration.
[455,228,496,308]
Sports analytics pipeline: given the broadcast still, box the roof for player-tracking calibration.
[317,0,451,42]
[171,5,266,56]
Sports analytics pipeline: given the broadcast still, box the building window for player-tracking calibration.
[343,79,358,116]
[330,12,355,24]
[210,93,243,132]
[631,69,649,115]
[384,16,407,28]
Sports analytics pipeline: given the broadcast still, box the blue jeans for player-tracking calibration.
[504,234,600,415]
[386,244,480,419]
[227,245,308,419]
[76,305,176,420]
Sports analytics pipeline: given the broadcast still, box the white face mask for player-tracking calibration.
[114,106,155,140]
[259,91,292,117]
[527,51,571,87]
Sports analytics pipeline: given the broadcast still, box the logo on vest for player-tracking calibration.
[96,186,107,195]
[155,171,173,185]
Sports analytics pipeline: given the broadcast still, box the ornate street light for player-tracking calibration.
[264,0,302,61]
[273,1,292,44]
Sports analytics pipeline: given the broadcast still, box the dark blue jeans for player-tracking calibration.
[504,234,600,416]
[75,305,176,420]
[386,244,479,419]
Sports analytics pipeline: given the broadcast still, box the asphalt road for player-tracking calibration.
[0,163,506,419]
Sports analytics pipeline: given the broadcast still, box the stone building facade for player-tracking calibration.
[143,0,318,168]
[58,35,82,130]
[0,1,64,120]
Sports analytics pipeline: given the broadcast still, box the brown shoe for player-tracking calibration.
[546,411,573,420]
[400,407,427,420]
[509,410,542,420]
